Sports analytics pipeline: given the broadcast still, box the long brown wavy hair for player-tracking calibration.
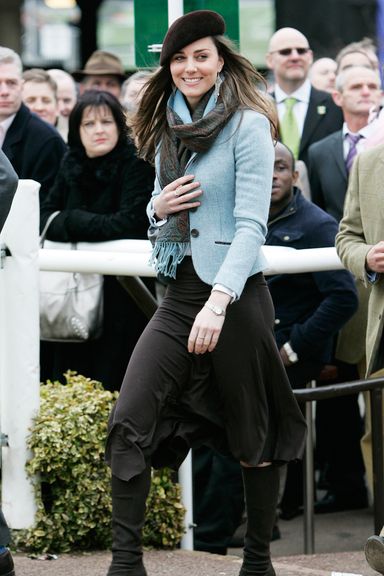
[131,35,277,164]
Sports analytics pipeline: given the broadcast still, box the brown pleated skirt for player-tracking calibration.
[106,257,306,481]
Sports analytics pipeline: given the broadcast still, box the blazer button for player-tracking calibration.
[275,318,280,325]
[190,228,199,238]
[283,235,290,241]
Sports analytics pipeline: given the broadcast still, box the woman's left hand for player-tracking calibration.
[188,307,225,354]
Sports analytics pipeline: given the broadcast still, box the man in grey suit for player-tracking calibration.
[308,66,382,222]
[0,148,17,575]
[307,65,382,514]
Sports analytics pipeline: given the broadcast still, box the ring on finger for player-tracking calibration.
[174,185,183,197]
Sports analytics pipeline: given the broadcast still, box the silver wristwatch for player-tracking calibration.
[282,341,299,364]
[204,302,226,317]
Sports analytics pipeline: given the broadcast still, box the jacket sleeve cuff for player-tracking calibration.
[147,199,168,227]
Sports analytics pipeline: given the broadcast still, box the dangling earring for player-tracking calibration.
[215,71,223,99]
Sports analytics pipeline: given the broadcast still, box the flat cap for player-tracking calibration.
[160,10,226,66]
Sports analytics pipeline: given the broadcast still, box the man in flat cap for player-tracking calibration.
[72,50,127,99]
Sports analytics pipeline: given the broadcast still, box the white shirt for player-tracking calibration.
[0,114,16,148]
[274,79,312,136]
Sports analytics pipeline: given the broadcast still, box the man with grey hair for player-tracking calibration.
[307,65,382,515]
[308,66,382,220]
[0,47,66,202]
[266,27,343,166]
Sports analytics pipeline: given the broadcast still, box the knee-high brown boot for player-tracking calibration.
[239,465,279,576]
[107,465,151,576]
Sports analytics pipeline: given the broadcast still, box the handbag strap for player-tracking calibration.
[40,211,61,247]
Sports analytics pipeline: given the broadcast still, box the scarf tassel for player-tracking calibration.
[150,241,189,279]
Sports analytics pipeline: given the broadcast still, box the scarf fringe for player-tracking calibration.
[150,241,189,279]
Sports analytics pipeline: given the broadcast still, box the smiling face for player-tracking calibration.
[79,104,119,158]
[170,36,224,111]
[22,80,58,125]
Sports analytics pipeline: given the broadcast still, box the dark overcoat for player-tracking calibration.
[266,189,358,366]
[2,103,67,202]
[40,139,155,391]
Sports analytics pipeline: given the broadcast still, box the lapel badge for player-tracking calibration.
[317,105,326,115]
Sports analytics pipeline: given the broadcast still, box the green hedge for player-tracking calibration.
[15,373,185,553]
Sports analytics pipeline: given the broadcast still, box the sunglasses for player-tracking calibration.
[272,47,310,56]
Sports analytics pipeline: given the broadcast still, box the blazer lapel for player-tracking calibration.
[332,131,348,182]
[300,88,326,154]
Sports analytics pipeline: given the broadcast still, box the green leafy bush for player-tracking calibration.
[16,372,185,553]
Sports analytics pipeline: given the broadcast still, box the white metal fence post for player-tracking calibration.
[0,180,40,529]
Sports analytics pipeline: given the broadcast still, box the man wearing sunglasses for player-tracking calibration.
[266,27,343,168]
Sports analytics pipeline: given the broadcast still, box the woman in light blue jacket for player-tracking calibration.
[106,10,306,576]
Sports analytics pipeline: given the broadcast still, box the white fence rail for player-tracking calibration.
[0,181,346,547]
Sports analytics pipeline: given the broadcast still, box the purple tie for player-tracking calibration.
[345,133,362,173]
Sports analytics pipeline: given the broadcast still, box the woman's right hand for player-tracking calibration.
[153,174,202,220]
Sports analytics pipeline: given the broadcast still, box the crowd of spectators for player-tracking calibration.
[0,18,384,567]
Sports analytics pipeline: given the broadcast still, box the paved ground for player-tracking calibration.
[12,548,380,576]
[12,506,382,576]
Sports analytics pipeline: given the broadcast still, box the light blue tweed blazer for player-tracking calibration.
[151,93,274,298]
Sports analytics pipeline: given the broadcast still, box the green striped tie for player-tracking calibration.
[280,97,300,160]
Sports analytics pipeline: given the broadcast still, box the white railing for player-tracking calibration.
[0,181,346,547]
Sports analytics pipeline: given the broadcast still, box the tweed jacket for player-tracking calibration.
[151,108,274,298]
[0,149,18,233]
[336,143,384,375]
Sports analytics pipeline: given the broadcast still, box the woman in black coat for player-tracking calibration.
[40,90,155,391]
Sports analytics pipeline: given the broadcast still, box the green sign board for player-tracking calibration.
[134,0,239,68]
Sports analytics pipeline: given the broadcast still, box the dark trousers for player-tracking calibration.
[0,510,10,547]
[280,358,323,514]
[315,360,366,501]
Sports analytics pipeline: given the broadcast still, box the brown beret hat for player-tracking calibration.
[160,10,226,66]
